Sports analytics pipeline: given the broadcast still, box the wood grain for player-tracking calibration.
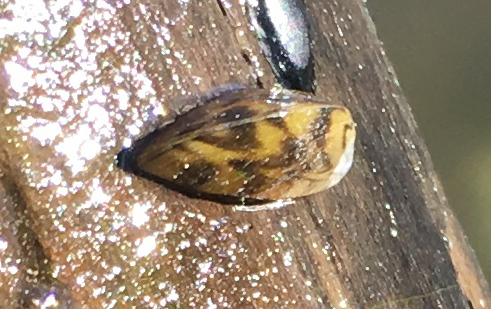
[0,0,489,308]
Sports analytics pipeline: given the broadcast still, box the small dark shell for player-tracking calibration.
[248,0,314,92]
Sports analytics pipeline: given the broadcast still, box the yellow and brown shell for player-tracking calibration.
[120,88,355,204]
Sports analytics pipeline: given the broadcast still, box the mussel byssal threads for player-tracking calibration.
[118,88,355,205]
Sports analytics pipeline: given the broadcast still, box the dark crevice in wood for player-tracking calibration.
[467,299,474,309]
[240,50,264,89]
[215,0,227,16]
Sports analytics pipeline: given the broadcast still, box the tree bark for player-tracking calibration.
[0,0,489,308]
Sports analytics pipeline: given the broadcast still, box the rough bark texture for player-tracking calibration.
[0,0,489,308]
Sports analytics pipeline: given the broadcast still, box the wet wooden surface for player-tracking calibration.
[0,0,489,308]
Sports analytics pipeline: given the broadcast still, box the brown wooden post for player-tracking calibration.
[0,0,489,307]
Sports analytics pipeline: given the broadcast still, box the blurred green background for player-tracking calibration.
[367,1,491,282]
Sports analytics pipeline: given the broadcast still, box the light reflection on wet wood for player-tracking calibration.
[0,0,488,308]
